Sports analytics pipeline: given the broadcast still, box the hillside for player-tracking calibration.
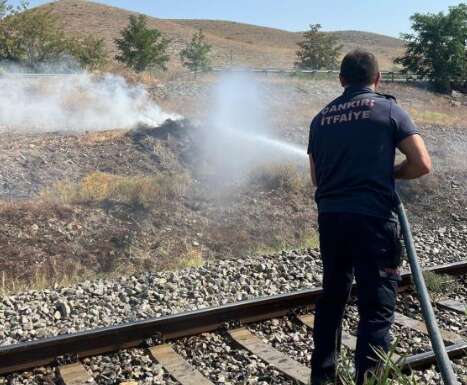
[39,0,404,70]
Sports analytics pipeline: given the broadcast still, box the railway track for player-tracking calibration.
[1,260,466,385]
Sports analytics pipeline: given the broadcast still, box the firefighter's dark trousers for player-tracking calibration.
[311,212,401,385]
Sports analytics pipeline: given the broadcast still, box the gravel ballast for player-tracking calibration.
[174,331,296,385]
[1,251,322,346]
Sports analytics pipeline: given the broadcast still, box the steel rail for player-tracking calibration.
[401,341,467,371]
[0,260,466,375]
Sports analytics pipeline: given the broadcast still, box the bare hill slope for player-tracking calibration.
[41,0,404,70]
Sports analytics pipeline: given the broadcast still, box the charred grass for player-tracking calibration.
[0,121,313,293]
[0,199,133,294]
[1,162,317,294]
[0,170,194,294]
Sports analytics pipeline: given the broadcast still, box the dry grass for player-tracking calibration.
[174,245,205,270]
[1,257,92,295]
[103,63,164,86]
[409,108,461,127]
[80,129,128,144]
[42,171,191,208]
[0,239,205,296]
[253,231,319,256]
[381,83,467,128]
[249,164,307,193]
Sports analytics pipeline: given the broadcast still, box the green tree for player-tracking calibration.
[0,8,68,67]
[0,1,28,63]
[180,29,211,72]
[0,1,7,18]
[69,35,107,70]
[11,10,70,67]
[0,1,106,70]
[395,4,467,93]
[295,24,343,70]
[115,15,170,72]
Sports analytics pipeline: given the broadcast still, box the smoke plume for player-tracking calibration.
[198,72,307,182]
[0,70,178,132]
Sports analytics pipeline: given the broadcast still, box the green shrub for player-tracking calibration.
[180,29,211,72]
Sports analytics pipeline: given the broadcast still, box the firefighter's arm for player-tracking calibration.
[395,134,432,179]
[309,154,317,186]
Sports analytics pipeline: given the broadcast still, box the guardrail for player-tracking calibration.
[210,67,420,82]
[0,73,81,78]
[0,69,421,83]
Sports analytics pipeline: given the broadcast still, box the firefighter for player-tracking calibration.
[308,49,432,385]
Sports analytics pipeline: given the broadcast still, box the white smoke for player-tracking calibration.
[199,72,307,181]
[0,70,179,132]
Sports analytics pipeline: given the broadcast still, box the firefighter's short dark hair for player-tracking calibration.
[340,49,380,86]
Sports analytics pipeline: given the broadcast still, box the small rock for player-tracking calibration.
[55,300,71,319]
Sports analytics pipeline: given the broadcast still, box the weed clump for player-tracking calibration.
[422,271,461,300]
[42,172,191,209]
[249,164,306,193]
[338,344,417,385]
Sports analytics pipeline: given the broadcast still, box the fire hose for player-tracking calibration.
[396,193,459,385]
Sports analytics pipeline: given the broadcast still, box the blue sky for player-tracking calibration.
[12,0,463,37]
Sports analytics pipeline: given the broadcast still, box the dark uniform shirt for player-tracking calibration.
[307,86,419,221]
